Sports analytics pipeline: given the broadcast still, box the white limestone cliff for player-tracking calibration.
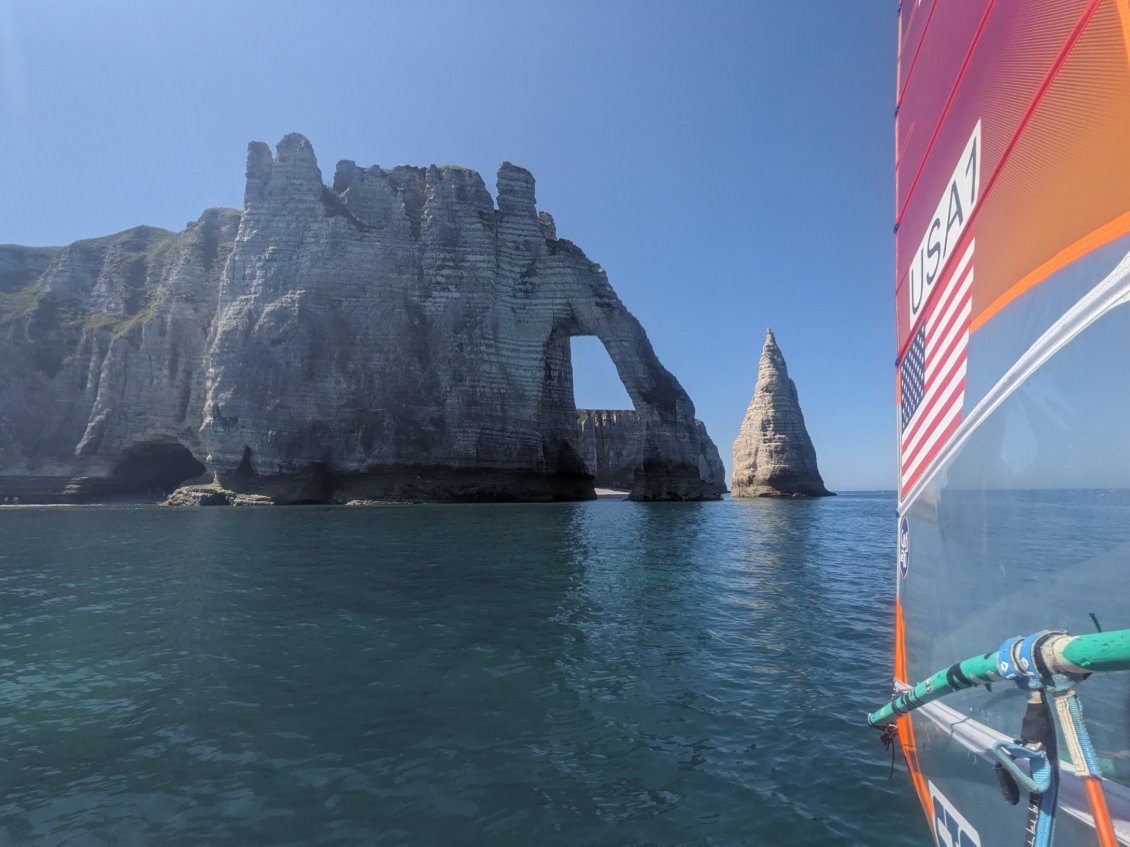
[731,329,832,498]
[0,134,725,503]
[577,409,725,492]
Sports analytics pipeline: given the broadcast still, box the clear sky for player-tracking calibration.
[1,1,897,491]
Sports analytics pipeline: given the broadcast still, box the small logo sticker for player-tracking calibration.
[929,781,981,847]
[899,516,910,579]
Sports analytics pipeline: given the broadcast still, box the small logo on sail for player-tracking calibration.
[898,516,910,579]
[929,781,981,847]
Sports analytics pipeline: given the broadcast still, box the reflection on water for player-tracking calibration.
[0,495,919,846]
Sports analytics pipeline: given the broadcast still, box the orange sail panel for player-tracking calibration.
[892,2,1130,844]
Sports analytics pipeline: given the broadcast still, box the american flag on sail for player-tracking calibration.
[899,240,974,494]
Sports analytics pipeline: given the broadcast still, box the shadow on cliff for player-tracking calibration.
[0,134,726,504]
[195,134,726,504]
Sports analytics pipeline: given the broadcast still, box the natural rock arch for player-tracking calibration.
[0,134,724,504]
[535,294,718,499]
[201,136,725,501]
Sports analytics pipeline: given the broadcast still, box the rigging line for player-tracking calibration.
[1051,682,1119,847]
[899,693,1130,840]
[894,0,995,228]
[895,0,940,111]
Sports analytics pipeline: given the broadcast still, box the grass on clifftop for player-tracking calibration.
[0,283,45,325]
[1,227,180,332]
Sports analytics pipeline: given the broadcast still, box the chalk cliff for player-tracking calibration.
[0,134,725,503]
[576,410,639,489]
[577,409,725,492]
[0,210,239,501]
[731,329,831,498]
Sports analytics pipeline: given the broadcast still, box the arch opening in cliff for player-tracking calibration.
[568,336,635,412]
[567,335,640,492]
[110,441,207,498]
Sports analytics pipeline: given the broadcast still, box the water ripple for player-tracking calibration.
[0,494,920,845]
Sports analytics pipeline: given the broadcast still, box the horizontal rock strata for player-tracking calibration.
[0,134,725,503]
[731,329,831,498]
[0,210,238,502]
[577,409,725,495]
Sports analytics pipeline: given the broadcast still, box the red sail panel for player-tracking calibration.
[894,0,1130,494]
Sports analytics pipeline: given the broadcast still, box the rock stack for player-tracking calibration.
[731,329,832,497]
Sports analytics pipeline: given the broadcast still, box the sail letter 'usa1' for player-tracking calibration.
[881,2,1130,845]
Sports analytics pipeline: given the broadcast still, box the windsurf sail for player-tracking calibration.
[885,1,1130,844]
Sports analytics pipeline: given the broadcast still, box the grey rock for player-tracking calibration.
[0,210,238,502]
[162,484,233,506]
[161,483,273,507]
[577,409,640,489]
[577,409,725,493]
[731,329,832,498]
[0,134,725,502]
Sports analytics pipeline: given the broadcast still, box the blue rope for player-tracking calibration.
[1032,782,1058,847]
[992,732,1058,847]
[1066,692,1103,774]
[1003,673,1061,847]
[1050,673,1104,776]
[991,741,1051,794]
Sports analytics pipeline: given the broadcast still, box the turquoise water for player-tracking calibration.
[0,494,922,845]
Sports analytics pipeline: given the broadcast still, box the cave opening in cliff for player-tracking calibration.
[568,336,634,412]
[110,442,207,497]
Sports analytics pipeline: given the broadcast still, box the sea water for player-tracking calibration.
[0,493,923,845]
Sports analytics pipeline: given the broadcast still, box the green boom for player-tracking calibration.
[868,628,1130,728]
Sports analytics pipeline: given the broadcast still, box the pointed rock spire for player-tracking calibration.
[731,329,832,497]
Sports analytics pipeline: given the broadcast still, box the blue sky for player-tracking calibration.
[1,1,897,490]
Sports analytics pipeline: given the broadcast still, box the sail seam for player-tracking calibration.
[894,0,995,229]
[972,212,1130,332]
[895,0,1101,300]
[896,0,941,111]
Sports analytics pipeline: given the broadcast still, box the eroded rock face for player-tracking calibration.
[0,134,724,502]
[577,409,725,494]
[0,210,239,502]
[200,135,724,501]
[577,410,639,489]
[731,329,831,498]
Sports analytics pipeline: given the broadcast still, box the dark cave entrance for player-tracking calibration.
[110,442,207,496]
